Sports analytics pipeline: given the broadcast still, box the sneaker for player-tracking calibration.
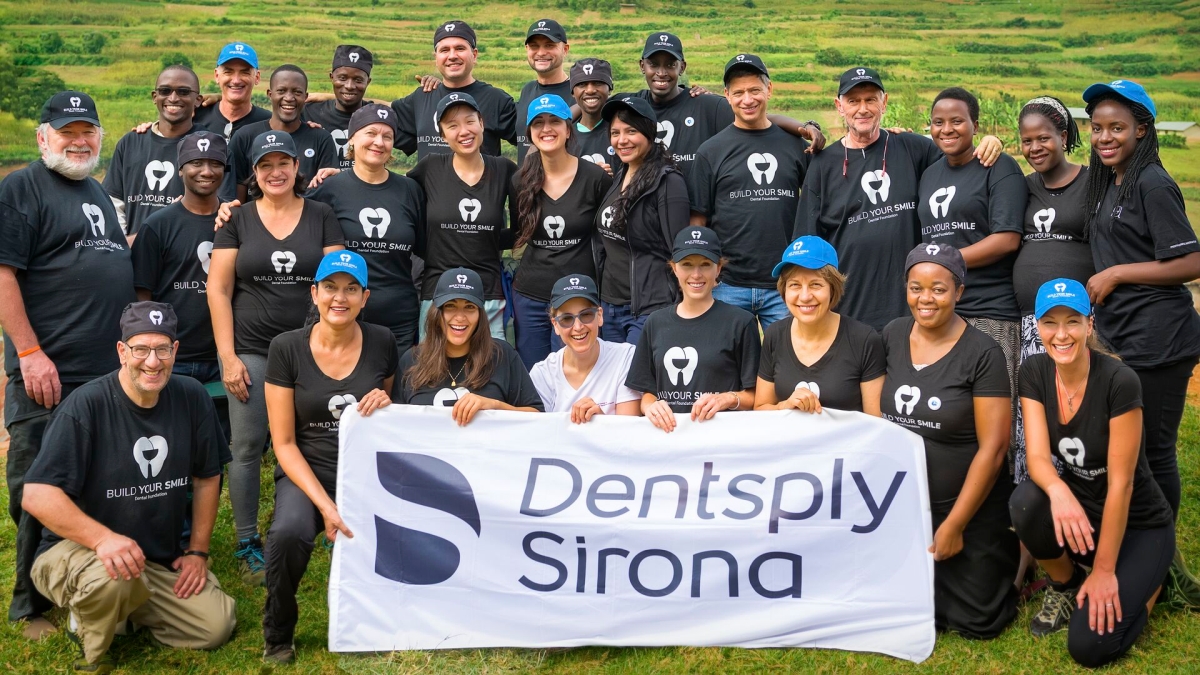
[66,629,115,673]
[1030,583,1075,637]
[1163,547,1200,611]
[235,534,267,587]
[263,642,296,664]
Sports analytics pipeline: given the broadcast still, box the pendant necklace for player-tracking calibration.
[449,360,467,388]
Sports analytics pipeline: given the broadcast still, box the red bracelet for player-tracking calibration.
[17,345,41,358]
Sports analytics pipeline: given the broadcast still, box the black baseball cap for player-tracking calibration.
[332,45,373,75]
[432,268,485,308]
[526,18,567,44]
[724,53,769,85]
[838,67,885,96]
[250,130,298,166]
[904,242,967,283]
[40,91,100,129]
[347,103,397,139]
[177,131,227,166]
[434,92,481,127]
[570,58,613,90]
[672,226,722,263]
[121,301,178,342]
[434,20,476,48]
[550,274,599,310]
[601,94,657,125]
[642,32,684,60]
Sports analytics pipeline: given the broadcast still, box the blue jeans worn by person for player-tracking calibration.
[712,282,788,329]
[512,291,564,369]
[600,302,648,345]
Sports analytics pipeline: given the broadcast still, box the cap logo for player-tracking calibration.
[70,96,82,108]
[148,310,163,325]
[660,34,669,42]
[197,138,211,152]
[340,253,352,263]
[622,97,632,103]
[449,93,460,101]
[540,96,550,106]
[266,134,277,143]
[856,69,865,76]
[445,23,455,31]
[538,20,546,28]
[583,64,594,74]
[1054,282,1067,293]
[349,52,360,63]
[457,274,468,284]
[691,230,702,239]
[235,44,245,52]
[570,277,580,285]
[1111,79,1124,86]
[737,54,746,62]
[792,241,805,252]
[925,244,941,255]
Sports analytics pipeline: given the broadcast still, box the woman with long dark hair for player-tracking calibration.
[209,130,344,585]
[395,267,543,423]
[594,95,690,344]
[511,94,612,368]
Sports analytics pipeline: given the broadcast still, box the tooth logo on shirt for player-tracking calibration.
[795,381,821,398]
[1033,208,1055,233]
[349,52,360,63]
[656,121,675,147]
[359,207,391,238]
[197,241,214,274]
[582,64,594,75]
[894,385,921,415]
[860,169,891,205]
[663,346,699,386]
[928,186,956,219]
[581,153,605,164]
[1058,437,1086,467]
[332,129,348,158]
[543,215,566,239]
[133,435,169,479]
[328,394,358,420]
[458,198,481,222]
[82,203,105,237]
[271,250,297,273]
[600,206,614,228]
[433,386,470,408]
[149,310,163,325]
[144,161,174,191]
[197,138,211,152]
[746,152,778,185]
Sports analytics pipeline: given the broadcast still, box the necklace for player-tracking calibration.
[1055,364,1088,413]
[448,360,467,388]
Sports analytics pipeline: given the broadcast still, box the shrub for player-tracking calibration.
[0,61,68,121]
[1159,133,1189,150]
[38,31,64,54]
[160,51,193,69]
[81,32,106,54]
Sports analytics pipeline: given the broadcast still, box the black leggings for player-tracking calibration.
[263,474,334,647]
[1132,356,1196,518]
[1009,481,1174,668]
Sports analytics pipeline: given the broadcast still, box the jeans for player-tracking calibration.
[419,299,507,341]
[712,282,788,329]
[1132,355,1198,518]
[600,302,648,345]
[4,381,57,622]
[512,291,564,369]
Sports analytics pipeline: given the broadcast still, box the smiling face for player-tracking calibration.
[153,68,200,126]
[725,72,771,127]
[1089,99,1145,172]
[640,52,684,98]
[906,262,963,329]
[671,254,721,301]
[573,80,610,117]
[435,37,477,83]
[119,333,177,396]
[551,298,602,355]
[1037,306,1091,367]
[268,70,308,124]
[39,121,102,179]
[1020,112,1068,174]
[349,122,394,169]
[525,35,568,75]
[312,272,368,327]
[214,59,259,105]
[439,105,483,156]
[331,65,369,109]
[836,84,887,139]
[930,98,977,158]
[440,298,481,349]
[180,159,224,198]
[254,153,298,198]
[530,113,569,154]
[609,116,651,165]
[782,267,833,326]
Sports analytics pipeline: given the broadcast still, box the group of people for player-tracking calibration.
[2,16,1199,672]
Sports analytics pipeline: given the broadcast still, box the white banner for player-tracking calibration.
[329,406,936,663]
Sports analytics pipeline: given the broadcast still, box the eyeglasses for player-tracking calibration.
[553,307,599,329]
[124,343,175,360]
[154,86,197,97]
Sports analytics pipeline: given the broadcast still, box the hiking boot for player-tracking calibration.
[66,629,115,673]
[1163,547,1200,611]
[263,642,296,664]
[1031,583,1075,637]
[235,534,267,587]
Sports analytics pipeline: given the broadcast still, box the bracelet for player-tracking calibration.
[802,119,822,132]
[183,550,209,559]
[728,392,741,411]
[17,345,42,358]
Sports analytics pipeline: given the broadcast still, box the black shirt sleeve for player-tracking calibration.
[0,175,35,270]
[391,91,419,156]
[660,171,692,244]
[130,225,163,292]
[758,320,782,382]
[394,347,416,402]
[625,315,658,394]
[987,155,1027,235]
[315,201,346,247]
[23,409,91,498]
[102,136,127,199]
[212,205,245,249]
[860,326,887,381]
[793,157,824,239]
[973,341,1013,398]
[316,133,339,172]
[265,332,298,388]
[688,152,716,216]
[1142,179,1200,260]
[1108,362,1143,417]
[1018,353,1049,403]
[497,95,518,146]
[736,314,762,390]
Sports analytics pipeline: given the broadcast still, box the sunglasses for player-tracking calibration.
[553,307,599,329]
[154,86,197,97]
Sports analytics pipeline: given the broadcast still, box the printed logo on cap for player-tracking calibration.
[373,453,482,585]
[82,203,105,237]
[271,250,297,273]
[856,68,866,76]
[928,186,956,219]
[792,240,805,253]
[924,243,940,255]
[235,44,245,52]
[861,169,891,205]
[746,152,778,185]
[1054,282,1068,294]
[197,241,214,274]
[538,20,547,28]
[621,96,633,104]
[359,207,391,238]
[133,436,169,479]
[377,108,389,119]
[539,96,550,106]
[1058,437,1086,467]
[266,134,277,143]
[458,198,481,222]
[449,93,460,102]
[656,120,675,147]
[660,34,670,43]
[569,277,581,285]
[457,274,468,284]
[69,96,82,108]
[145,160,174,191]
[328,394,358,420]
[690,229,702,240]
[663,346,698,386]
[445,23,456,31]
[582,63,594,75]
[543,215,566,239]
[1033,208,1055,233]
[795,381,821,398]
[349,51,360,63]
[197,138,211,152]
[339,253,352,263]
[148,310,163,325]
[894,385,921,415]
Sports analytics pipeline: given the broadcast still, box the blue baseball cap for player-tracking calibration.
[526,93,572,127]
[1082,79,1156,119]
[316,250,369,288]
[1035,278,1090,320]
[217,42,259,69]
[772,236,838,278]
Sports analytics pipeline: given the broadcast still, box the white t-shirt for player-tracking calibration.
[530,340,641,414]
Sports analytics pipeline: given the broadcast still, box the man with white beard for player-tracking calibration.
[0,91,136,640]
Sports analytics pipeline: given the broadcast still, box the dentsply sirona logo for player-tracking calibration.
[349,52,360,63]
[928,186,956,219]
[543,215,565,239]
[374,452,481,585]
[133,435,169,479]
[1055,282,1067,293]
[197,138,211,152]
[1033,208,1055,233]
[1058,437,1086,467]
[145,160,174,191]
[148,310,163,325]
[746,152,778,185]
[458,197,481,222]
[271,250,297,273]
[861,169,891,205]
[894,384,921,415]
[663,346,698,386]
[359,207,391,238]
[82,203,105,237]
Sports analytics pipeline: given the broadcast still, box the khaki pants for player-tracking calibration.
[31,540,236,664]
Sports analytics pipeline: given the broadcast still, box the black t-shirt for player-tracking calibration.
[224,121,339,200]
[595,186,631,305]
[407,153,518,300]
[626,300,761,413]
[392,80,517,159]
[212,199,345,355]
[1013,167,1094,315]
[103,128,190,235]
[303,99,365,170]
[515,79,575,166]
[394,337,544,409]
[131,201,220,362]
[26,372,224,565]
[266,322,397,485]
[574,118,621,171]
[1091,165,1200,368]
[880,318,1011,505]
[0,160,136,384]
[192,103,271,140]
[794,132,942,331]
[512,160,611,301]
[758,316,886,412]
[634,88,734,180]
[689,124,810,288]
[1020,352,1173,529]
[308,170,424,341]
[918,154,1027,321]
